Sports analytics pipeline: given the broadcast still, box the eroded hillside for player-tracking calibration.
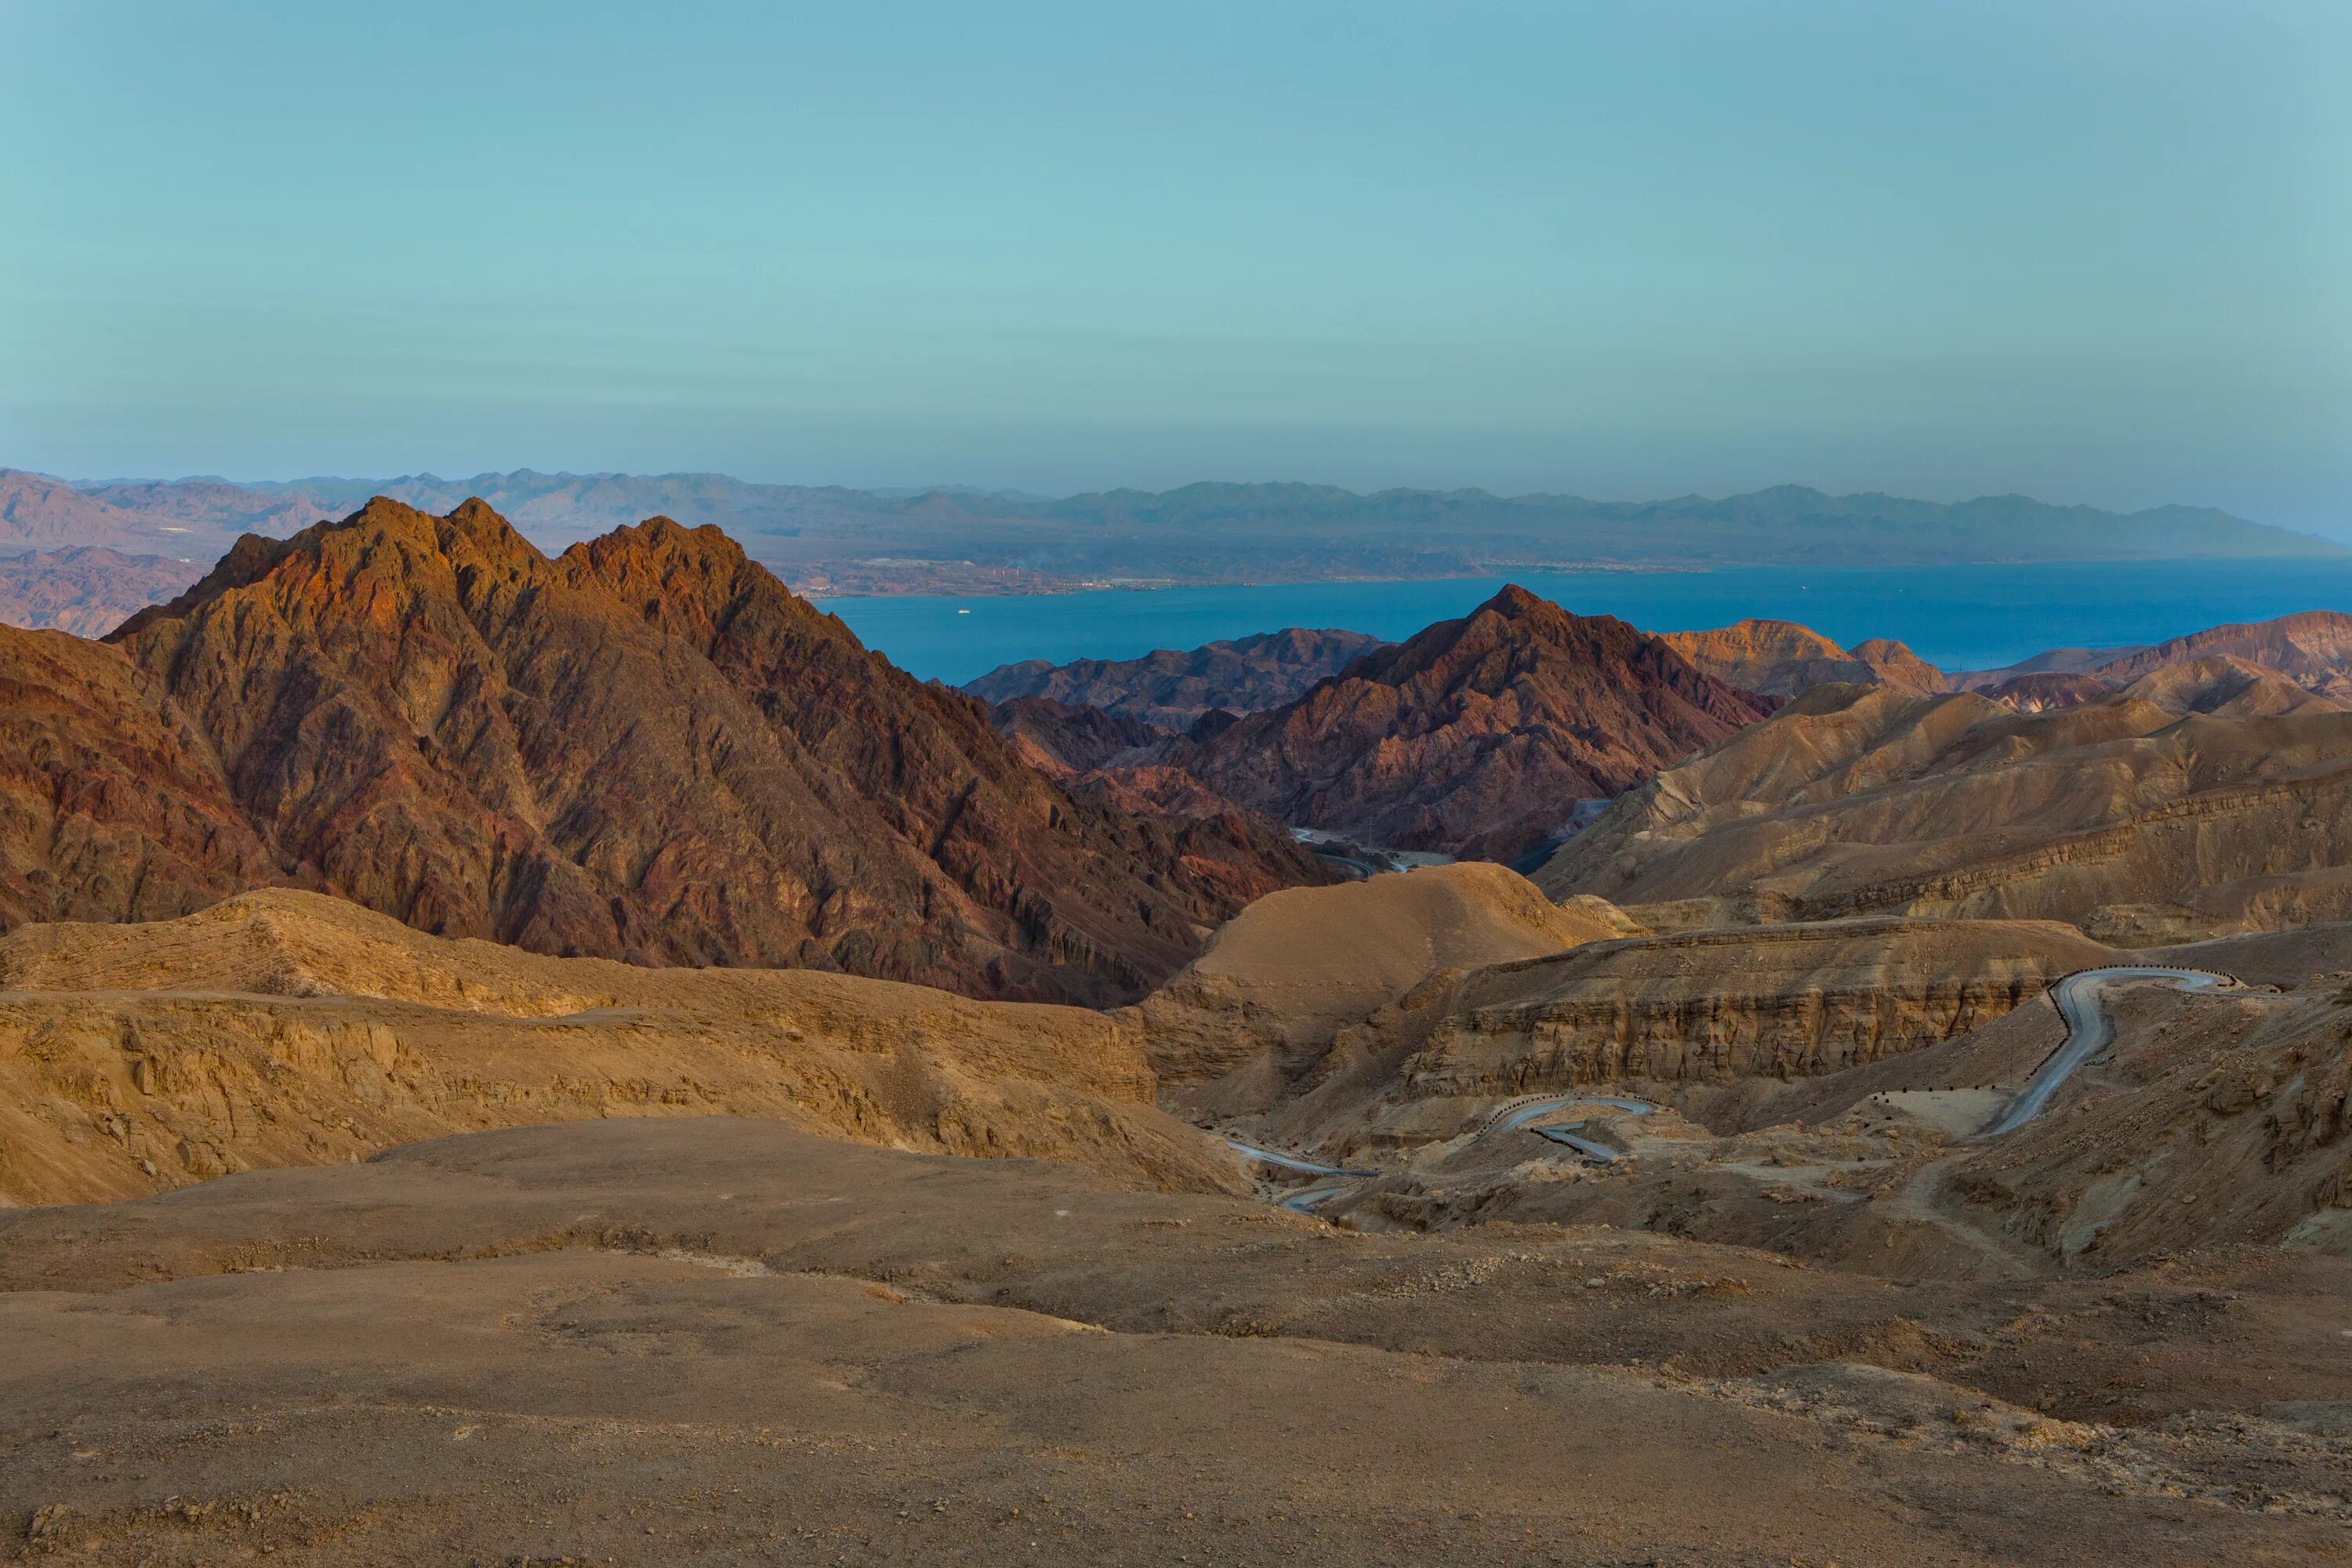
[1537,681,2352,942]
[0,891,1237,1207]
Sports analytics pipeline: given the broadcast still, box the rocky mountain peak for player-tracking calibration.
[79,499,1327,1004]
[1178,588,1773,861]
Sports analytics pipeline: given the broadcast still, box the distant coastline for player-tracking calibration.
[818,558,2352,687]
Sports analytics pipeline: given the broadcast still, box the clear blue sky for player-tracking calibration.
[3,2,2346,530]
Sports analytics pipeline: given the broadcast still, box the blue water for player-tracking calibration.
[819,560,2352,687]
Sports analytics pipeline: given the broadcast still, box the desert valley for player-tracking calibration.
[0,492,2347,1564]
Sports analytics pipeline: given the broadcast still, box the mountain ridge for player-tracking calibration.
[65,495,1333,1003]
[1173,583,1776,861]
[9,466,2332,597]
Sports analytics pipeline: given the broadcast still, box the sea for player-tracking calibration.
[818,558,2352,688]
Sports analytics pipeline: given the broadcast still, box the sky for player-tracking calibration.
[2,2,2347,532]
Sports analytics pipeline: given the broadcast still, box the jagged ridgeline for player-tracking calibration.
[0,497,1334,1005]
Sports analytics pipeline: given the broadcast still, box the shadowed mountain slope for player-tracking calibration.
[0,626,287,927]
[98,499,1322,1004]
[1173,586,1775,861]
[965,627,1388,728]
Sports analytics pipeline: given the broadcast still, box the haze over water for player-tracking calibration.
[825,559,2352,687]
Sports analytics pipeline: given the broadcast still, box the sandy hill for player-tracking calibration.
[1383,916,2114,1096]
[1171,585,1774,861]
[1660,618,1945,697]
[965,627,1386,728]
[1536,681,2352,943]
[82,497,1321,1005]
[1131,862,1631,1102]
[0,889,1239,1207]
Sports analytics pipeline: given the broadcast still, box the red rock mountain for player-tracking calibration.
[94,498,1324,1004]
[1174,585,1775,861]
[988,695,1172,777]
[0,625,287,927]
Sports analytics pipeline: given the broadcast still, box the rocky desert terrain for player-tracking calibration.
[8,851,2348,1564]
[9,527,2352,1565]
[1537,679,2352,942]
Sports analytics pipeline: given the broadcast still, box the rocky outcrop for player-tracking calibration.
[2091,612,2352,702]
[964,627,1387,728]
[1173,586,1775,861]
[1955,611,2352,708]
[93,499,1323,1004]
[0,626,287,928]
[1660,619,1945,697]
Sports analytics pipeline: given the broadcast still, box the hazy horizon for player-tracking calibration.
[26,465,2335,542]
[6,2,2346,532]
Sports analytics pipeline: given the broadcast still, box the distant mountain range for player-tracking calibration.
[2,466,2335,599]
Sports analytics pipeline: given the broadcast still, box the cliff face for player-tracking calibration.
[1174,586,1774,861]
[96,500,1322,1004]
[1390,919,2113,1098]
[1659,619,1944,698]
[1131,862,1627,1093]
[964,627,1387,728]
[0,626,286,928]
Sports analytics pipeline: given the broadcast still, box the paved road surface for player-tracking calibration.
[1486,1094,1657,1136]
[1531,1126,1628,1162]
[1984,967,2232,1136]
[1224,1140,1374,1178]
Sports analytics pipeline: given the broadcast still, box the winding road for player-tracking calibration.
[1983,966,2234,1136]
[1479,1094,1658,1137]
